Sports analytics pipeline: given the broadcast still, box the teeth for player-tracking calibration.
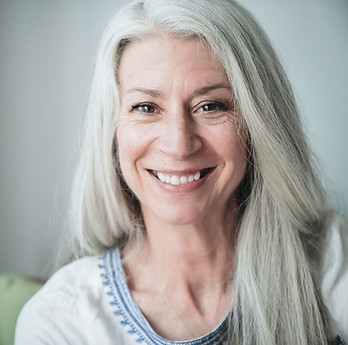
[180,176,188,184]
[153,170,202,185]
[171,176,180,185]
[157,172,166,182]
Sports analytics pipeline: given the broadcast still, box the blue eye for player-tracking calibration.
[131,103,156,114]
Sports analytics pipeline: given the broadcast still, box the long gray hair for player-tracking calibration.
[57,0,333,343]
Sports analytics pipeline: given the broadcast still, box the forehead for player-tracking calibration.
[117,34,228,90]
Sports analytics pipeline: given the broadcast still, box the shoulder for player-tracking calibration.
[321,213,348,287]
[15,251,129,345]
[320,213,348,342]
[46,254,103,289]
[25,254,105,308]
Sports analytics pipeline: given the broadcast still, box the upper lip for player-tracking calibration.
[147,167,215,175]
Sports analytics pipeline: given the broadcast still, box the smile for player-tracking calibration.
[151,168,214,186]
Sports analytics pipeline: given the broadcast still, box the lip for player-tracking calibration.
[147,167,216,191]
[149,168,211,175]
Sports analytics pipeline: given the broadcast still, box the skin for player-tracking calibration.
[117,33,247,340]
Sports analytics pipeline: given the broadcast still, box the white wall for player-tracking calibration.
[1,0,347,278]
[0,0,128,278]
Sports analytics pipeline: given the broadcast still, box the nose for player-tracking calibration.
[159,106,202,159]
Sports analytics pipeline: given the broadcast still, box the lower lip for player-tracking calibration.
[148,170,214,193]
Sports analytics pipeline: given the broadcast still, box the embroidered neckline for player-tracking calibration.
[99,248,228,345]
[98,248,346,345]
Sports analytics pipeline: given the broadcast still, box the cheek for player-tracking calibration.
[117,132,137,175]
[211,121,247,159]
[232,138,247,174]
[215,128,248,184]
[116,123,151,187]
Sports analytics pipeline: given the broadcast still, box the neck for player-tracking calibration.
[122,211,237,340]
[124,207,237,306]
[146,224,233,289]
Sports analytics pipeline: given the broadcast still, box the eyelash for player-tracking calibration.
[198,101,230,113]
[131,103,157,114]
[130,101,230,115]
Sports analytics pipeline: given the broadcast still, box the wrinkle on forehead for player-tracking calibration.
[118,33,229,101]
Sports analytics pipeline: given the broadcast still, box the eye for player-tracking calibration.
[131,103,157,114]
[198,101,229,113]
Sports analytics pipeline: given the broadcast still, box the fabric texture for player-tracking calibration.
[15,215,348,345]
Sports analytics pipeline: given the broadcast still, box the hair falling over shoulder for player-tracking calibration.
[56,0,335,343]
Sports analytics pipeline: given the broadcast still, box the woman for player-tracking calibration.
[15,0,347,344]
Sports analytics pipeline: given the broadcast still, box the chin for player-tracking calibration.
[148,204,213,227]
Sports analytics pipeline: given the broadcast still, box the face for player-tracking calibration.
[117,34,247,227]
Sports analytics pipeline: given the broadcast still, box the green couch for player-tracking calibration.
[0,274,44,345]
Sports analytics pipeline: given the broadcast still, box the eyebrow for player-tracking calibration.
[126,88,163,98]
[192,84,231,96]
[125,83,231,98]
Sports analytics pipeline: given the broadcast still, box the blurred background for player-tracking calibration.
[1,0,347,279]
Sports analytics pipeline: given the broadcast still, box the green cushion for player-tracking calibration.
[0,273,44,345]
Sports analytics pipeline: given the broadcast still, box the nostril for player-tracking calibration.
[159,128,202,158]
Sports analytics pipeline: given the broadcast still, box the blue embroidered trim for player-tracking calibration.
[99,252,147,344]
[99,249,346,345]
[99,249,228,345]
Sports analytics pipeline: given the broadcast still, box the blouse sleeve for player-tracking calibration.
[14,256,106,345]
[14,286,93,345]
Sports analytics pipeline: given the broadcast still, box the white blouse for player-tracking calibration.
[15,215,348,344]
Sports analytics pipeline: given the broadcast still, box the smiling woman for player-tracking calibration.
[117,35,246,228]
[14,0,348,344]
